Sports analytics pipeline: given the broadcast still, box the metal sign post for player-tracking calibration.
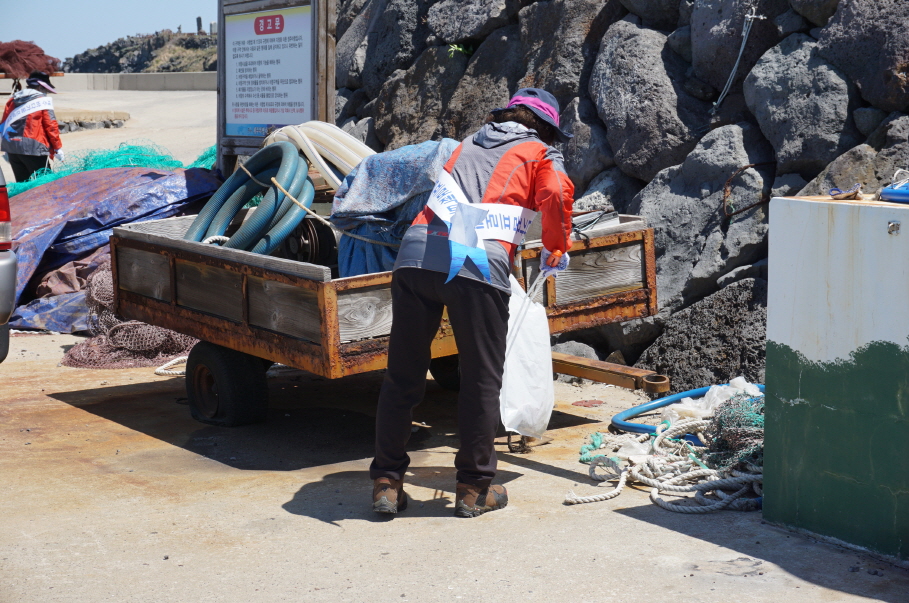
[217,0,335,176]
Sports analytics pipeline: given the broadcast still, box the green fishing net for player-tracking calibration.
[8,141,217,197]
[703,393,765,471]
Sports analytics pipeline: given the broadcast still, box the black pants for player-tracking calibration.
[7,153,48,182]
[370,268,510,488]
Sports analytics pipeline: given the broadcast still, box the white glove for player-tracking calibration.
[540,247,569,278]
[54,149,65,162]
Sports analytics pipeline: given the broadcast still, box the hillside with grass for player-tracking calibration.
[63,30,217,73]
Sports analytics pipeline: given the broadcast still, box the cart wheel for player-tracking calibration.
[429,355,461,392]
[185,341,269,426]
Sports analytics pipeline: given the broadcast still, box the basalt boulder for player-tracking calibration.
[335,0,387,90]
[517,0,625,106]
[618,0,679,31]
[691,0,790,92]
[816,0,909,113]
[427,0,527,45]
[799,112,909,196]
[559,97,615,192]
[438,25,525,141]
[589,16,711,182]
[635,277,768,394]
[788,0,839,27]
[360,0,434,97]
[626,123,774,314]
[744,34,862,179]
[574,167,645,214]
[374,46,469,149]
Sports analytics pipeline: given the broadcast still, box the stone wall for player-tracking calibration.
[336,0,909,390]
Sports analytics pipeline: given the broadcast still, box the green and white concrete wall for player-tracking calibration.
[765,196,909,561]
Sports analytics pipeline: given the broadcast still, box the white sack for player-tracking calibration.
[499,275,554,439]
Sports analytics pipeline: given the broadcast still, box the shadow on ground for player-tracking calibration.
[49,368,597,472]
[614,502,909,602]
[281,467,524,526]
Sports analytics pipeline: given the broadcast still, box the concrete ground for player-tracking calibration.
[2,333,907,602]
[0,90,216,184]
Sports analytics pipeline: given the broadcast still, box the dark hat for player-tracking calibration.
[491,88,572,143]
[26,71,57,94]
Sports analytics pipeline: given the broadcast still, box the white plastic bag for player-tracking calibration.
[499,274,554,439]
[659,376,762,423]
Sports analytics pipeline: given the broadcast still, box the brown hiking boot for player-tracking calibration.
[454,483,508,518]
[372,478,407,514]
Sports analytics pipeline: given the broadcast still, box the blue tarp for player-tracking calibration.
[331,139,458,277]
[10,166,222,332]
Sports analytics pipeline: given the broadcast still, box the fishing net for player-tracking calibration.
[0,41,60,79]
[702,393,765,472]
[62,262,197,370]
[8,141,217,197]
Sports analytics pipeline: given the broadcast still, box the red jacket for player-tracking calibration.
[395,121,575,292]
[1,89,62,158]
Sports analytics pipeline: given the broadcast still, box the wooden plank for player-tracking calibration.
[117,246,172,301]
[551,352,668,393]
[555,242,644,304]
[175,260,244,321]
[337,285,393,342]
[248,276,322,342]
[114,218,332,282]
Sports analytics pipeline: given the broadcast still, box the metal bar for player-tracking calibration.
[642,228,658,315]
[241,273,250,326]
[551,352,670,393]
[519,229,646,261]
[545,275,557,307]
[331,271,393,291]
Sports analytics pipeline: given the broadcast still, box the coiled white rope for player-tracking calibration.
[564,417,763,512]
[155,356,188,376]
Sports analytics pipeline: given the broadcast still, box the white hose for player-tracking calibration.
[264,121,376,191]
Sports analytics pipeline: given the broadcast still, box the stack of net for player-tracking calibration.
[62,262,197,369]
[0,41,60,79]
[702,392,765,472]
[8,141,217,197]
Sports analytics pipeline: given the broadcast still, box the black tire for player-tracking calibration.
[185,341,269,426]
[429,354,461,392]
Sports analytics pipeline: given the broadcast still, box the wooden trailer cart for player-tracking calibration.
[110,214,668,426]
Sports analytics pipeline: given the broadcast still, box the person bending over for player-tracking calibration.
[370,88,575,518]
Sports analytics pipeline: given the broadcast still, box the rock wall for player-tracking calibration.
[337,0,907,389]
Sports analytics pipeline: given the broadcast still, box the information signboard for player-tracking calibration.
[217,0,334,175]
[224,6,313,137]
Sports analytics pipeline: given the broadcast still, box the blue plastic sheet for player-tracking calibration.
[10,166,222,332]
[332,139,458,277]
[11,292,89,333]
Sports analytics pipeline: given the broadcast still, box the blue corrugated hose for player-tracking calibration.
[611,384,766,445]
[184,141,314,254]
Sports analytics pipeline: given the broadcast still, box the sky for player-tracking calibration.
[0,0,218,63]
